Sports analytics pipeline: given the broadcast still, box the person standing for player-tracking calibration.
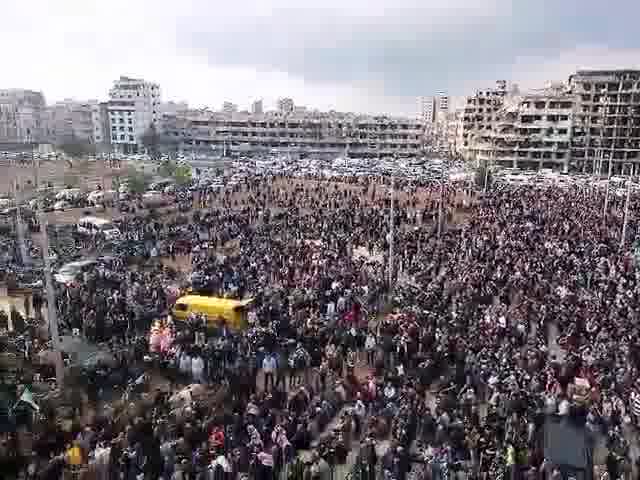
[262,352,277,392]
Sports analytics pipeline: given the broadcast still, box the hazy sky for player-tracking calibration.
[3,0,640,116]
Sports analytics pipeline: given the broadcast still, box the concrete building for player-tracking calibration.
[470,84,574,171]
[222,102,238,115]
[160,110,424,158]
[160,101,188,116]
[277,97,295,115]
[90,101,110,149]
[568,69,640,174]
[250,99,264,115]
[418,96,436,124]
[0,89,47,143]
[460,70,640,172]
[436,92,450,115]
[107,76,161,153]
[458,80,509,160]
[46,99,98,145]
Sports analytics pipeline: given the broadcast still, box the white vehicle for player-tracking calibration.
[87,190,116,206]
[53,200,71,211]
[150,179,174,192]
[55,188,82,202]
[54,259,98,284]
[142,191,168,208]
[76,216,121,240]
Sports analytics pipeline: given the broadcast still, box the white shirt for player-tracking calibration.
[213,455,232,473]
[192,357,204,377]
[262,356,277,373]
[179,354,192,374]
[558,399,570,416]
[365,335,376,350]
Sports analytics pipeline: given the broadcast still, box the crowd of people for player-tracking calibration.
[0,170,639,480]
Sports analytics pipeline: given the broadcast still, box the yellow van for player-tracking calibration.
[172,295,254,330]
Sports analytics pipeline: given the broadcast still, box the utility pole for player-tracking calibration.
[603,153,614,222]
[388,171,395,292]
[38,210,65,387]
[603,96,618,222]
[621,173,632,250]
[483,159,490,192]
[437,160,445,239]
[11,157,30,266]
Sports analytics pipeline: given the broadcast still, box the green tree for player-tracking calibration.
[157,160,177,178]
[57,139,96,167]
[173,163,192,186]
[157,160,192,186]
[125,168,151,195]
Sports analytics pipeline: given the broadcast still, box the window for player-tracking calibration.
[128,127,133,132]
[111,126,116,131]
[119,118,124,123]
[129,135,134,141]
[120,134,125,140]
[119,126,124,131]
[128,119,132,124]
[112,134,118,141]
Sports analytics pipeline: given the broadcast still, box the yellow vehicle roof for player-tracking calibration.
[175,295,253,309]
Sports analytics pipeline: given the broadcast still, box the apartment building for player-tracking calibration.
[470,84,574,171]
[277,97,295,115]
[107,76,161,153]
[160,110,424,157]
[569,69,640,174]
[437,93,449,114]
[250,99,264,116]
[46,99,99,145]
[160,101,189,116]
[222,102,238,116]
[458,80,509,161]
[0,89,47,143]
[418,96,436,124]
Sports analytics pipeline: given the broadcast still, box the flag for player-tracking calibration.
[17,387,39,411]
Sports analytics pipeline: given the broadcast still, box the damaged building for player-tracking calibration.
[470,83,574,171]
[459,69,640,172]
[569,69,640,175]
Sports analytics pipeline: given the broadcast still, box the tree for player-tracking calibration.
[173,163,192,186]
[474,164,493,190]
[157,160,177,178]
[140,124,160,160]
[157,160,192,186]
[57,139,96,166]
[125,168,151,195]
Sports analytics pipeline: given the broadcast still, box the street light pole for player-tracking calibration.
[603,153,614,222]
[621,168,633,250]
[11,156,30,266]
[437,161,445,239]
[603,96,618,222]
[38,210,65,387]
[388,171,395,292]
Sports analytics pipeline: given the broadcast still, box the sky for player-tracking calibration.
[3,0,640,116]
